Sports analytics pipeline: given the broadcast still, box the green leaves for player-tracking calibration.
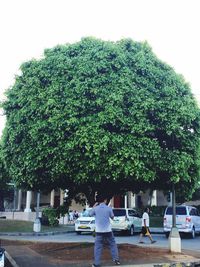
[1,37,200,200]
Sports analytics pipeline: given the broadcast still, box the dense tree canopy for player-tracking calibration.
[2,37,200,201]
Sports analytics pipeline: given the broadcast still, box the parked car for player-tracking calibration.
[75,207,142,235]
[75,209,95,234]
[163,205,200,238]
[111,208,142,236]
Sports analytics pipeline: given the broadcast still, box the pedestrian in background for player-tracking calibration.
[138,207,156,244]
[69,210,74,223]
[73,210,79,220]
[90,193,120,267]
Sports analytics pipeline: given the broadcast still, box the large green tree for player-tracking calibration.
[2,37,200,202]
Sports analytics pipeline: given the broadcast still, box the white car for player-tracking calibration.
[163,205,200,238]
[111,208,142,236]
[75,209,95,234]
[0,248,5,267]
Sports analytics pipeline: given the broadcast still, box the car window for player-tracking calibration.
[81,209,92,217]
[128,210,141,217]
[166,207,187,215]
[190,208,197,216]
[128,210,135,216]
[113,209,126,216]
[135,212,141,218]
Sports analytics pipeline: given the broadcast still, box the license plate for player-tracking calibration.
[79,226,90,229]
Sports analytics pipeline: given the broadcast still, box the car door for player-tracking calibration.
[191,208,200,231]
[196,209,200,231]
[128,209,141,231]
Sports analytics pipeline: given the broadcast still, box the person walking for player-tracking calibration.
[69,210,74,223]
[89,193,120,267]
[138,207,156,244]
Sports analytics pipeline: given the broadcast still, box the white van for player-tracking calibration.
[163,205,200,238]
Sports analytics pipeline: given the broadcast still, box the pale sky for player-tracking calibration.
[0,0,200,135]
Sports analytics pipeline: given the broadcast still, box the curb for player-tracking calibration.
[5,251,19,267]
[0,230,74,237]
[153,262,200,267]
[0,230,164,237]
[103,263,200,267]
[106,263,200,267]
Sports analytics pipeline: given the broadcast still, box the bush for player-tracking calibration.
[42,205,69,226]
[42,208,59,226]
[56,205,69,218]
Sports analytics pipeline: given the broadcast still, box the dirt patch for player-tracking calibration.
[29,242,199,265]
[2,240,200,266]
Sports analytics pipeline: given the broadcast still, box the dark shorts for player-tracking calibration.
[141,226,151,236]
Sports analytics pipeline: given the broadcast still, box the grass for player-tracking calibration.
[0,217,163,233]
[150,216,163,227]
[0,219,73,233]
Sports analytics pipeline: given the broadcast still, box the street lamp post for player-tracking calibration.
[172,184,176,228]
[33,192,41,232]
[169,183,181,252]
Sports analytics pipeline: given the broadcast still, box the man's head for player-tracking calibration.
[145,207,150,213]
[96,193,108,203]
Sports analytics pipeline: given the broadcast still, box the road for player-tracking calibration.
[1,232,200,252]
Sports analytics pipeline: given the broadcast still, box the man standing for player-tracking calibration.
[138,207,156,244]
[90,193,120,267]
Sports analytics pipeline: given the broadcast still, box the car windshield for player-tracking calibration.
[80,209,92,217]
[166,207,187,215]
[113,209,126,216]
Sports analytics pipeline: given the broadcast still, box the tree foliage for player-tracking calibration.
[0,142,12,210]
[2,37,200,201]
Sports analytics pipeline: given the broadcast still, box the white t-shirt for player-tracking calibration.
[142,212,149,227]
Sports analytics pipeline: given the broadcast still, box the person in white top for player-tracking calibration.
[138,207,156,244]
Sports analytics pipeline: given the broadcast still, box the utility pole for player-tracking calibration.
[33,192,41,232]
[169,183,181,252]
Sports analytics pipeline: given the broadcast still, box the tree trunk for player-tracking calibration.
[0,190,5,211]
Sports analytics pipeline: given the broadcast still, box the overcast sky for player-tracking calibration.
[0,0,200,135]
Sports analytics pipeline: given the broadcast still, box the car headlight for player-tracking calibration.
[90,220,95,224]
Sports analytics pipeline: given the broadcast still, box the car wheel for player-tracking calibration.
[76,231,81,235]
[128,226,134,236]
[190,227,195,239]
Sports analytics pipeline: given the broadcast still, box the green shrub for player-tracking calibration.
[42,205,69,226]
[56,205,69,218]
[43,207,59,226]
